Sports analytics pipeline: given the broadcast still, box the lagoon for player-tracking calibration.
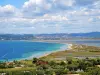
[0,41,67,61]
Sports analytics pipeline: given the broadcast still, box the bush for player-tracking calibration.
[36,70,45,75]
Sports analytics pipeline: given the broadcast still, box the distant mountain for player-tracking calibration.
[35,32,100,39]
[69,32,100,38]
[0,34,35,40]
[0,32,100,40]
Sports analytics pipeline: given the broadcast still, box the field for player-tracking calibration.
[41,44,100,60]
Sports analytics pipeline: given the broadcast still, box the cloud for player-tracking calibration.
[0,0,100,18]
[54,0,75,9]
[42,14,68,21]
[22,0,75,17]
[0,5,16,17]
[0,4,22,18]
[94,0,100,9]
[75,0,99,6]
[22,0,52,17]
[0,0,100,34]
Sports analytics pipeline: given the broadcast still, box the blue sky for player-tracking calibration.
[0,0,100,34]
[0,0,28,7]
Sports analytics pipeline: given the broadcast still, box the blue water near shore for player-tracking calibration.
[0,41,68,61]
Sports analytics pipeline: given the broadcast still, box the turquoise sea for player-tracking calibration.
[1,40,100,61]
[0,41,68,61]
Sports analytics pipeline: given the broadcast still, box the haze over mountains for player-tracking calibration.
[0,32,100,40]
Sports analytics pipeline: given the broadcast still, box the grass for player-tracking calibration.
[41,44,100,60]
[20,60,33,65]
[0,67,35,72]
[71,44,100,52]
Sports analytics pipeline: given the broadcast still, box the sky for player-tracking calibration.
[0,0,100,34]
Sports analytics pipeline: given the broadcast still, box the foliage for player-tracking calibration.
[0,57,100,75]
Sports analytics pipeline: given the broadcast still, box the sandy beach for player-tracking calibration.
[39,43,73,58]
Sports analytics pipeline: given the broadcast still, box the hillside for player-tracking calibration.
[0,32,100,40]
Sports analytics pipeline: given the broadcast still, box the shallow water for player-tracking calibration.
[0,41,67,61]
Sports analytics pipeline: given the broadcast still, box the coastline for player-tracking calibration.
[6,41,71,62]
[38,43,73,58]
[1,40,100,62]
[27,43,71,59]
[3,39,100,61]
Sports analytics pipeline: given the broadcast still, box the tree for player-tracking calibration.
[49,61,57,67]
[36,70,45,75]
[53,68,69,75]
[60,61,67,66]
[45,69,54,75]
[0,63,6,69]
[67,59,72,64]
[8,63,14,68]
[67,64,78,71]
[87,67,100,75]
[32,58,38,63]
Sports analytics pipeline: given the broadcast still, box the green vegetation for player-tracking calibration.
[0,44,100,75]
[71,44,100,52]
[0,57,100,75]
[41,44,100,60]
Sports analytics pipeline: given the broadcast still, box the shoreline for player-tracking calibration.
[27,43,71,59]
[2,42,72,62]
[2,40,100,62]
[38,43,73,59]
[3,40,100,62]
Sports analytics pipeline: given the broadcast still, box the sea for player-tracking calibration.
[0,41,68,61]
[0,40,100,61]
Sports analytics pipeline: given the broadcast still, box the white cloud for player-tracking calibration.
[22,0,76,17]
[88,18,94,22]
[0,5,16,17]
[97,16,100,19]
[1,5,15,12]
[94,0,100,9]
[22,0,52,17]
[0,4,22,18]
[0,0,100,34]
[55,0,75,7]
[43,14,68,21]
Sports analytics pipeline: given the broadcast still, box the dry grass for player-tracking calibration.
[41,44,100,60]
